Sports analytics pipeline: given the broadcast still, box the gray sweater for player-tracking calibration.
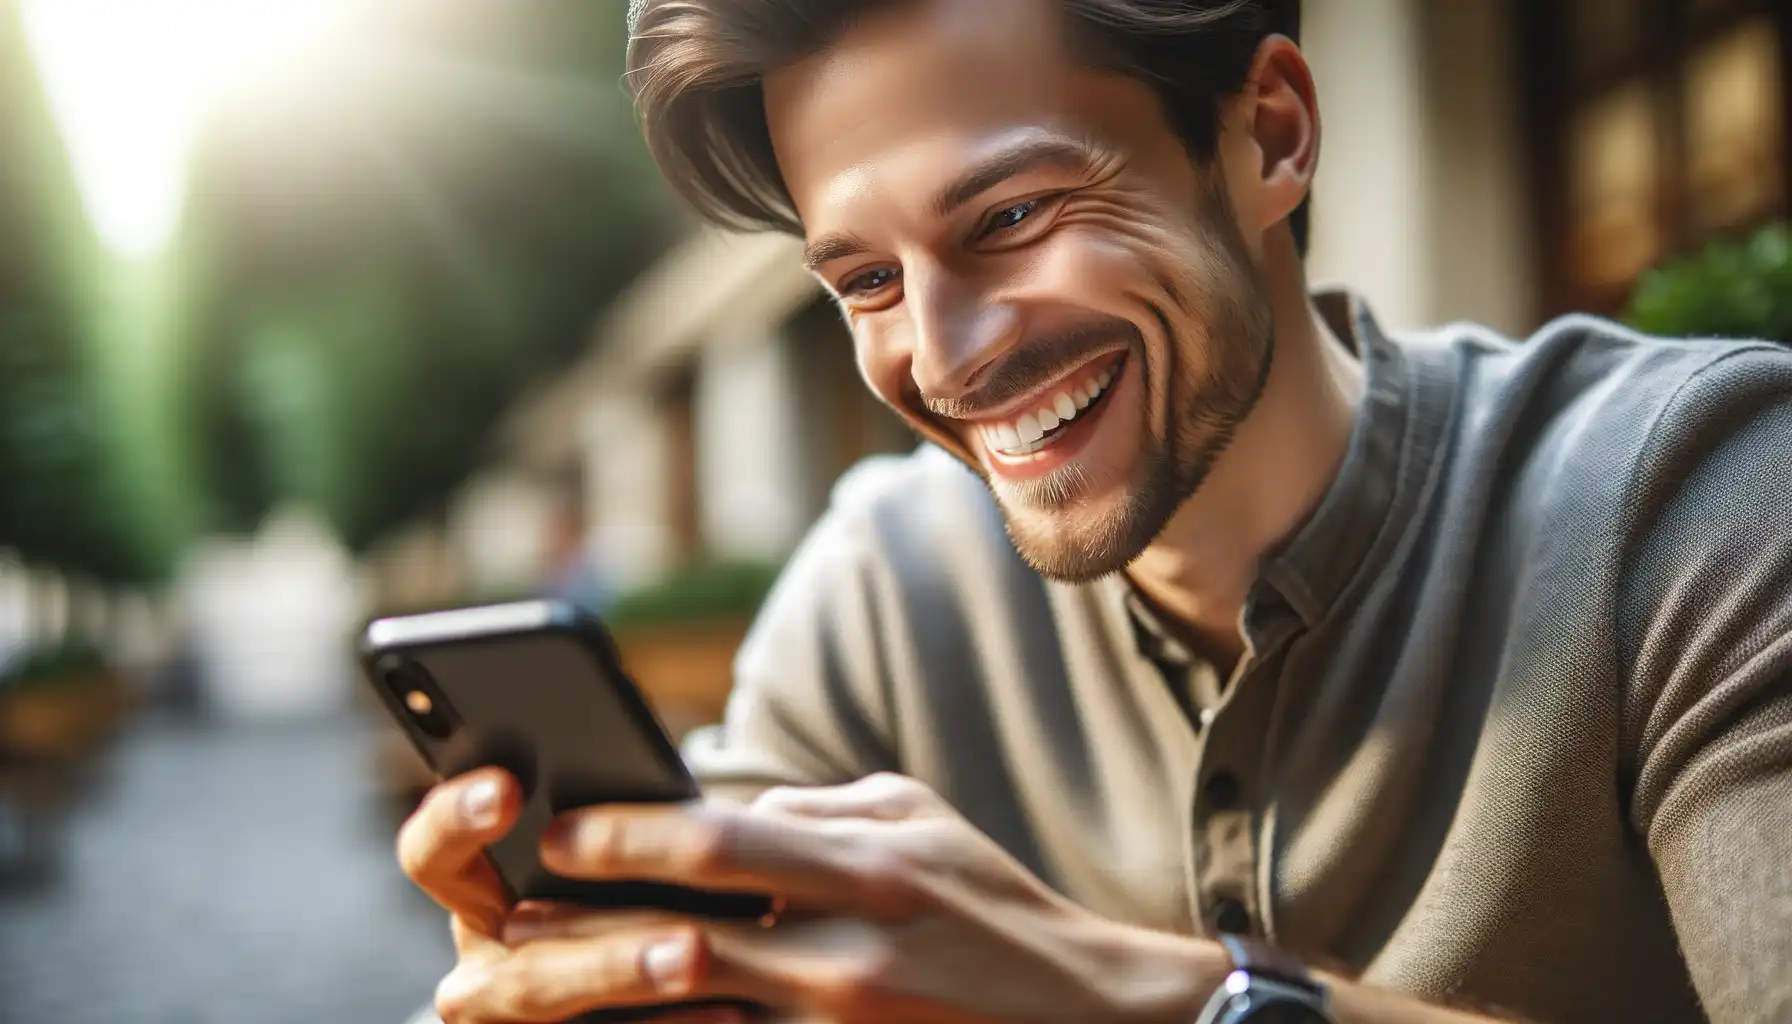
[686,293,1792,1023]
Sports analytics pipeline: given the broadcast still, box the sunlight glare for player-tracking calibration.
[21,0,356,259]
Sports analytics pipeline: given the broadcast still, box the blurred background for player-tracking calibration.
[0,0,1786,1021]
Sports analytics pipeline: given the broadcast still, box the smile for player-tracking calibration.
[975,354,1125,458]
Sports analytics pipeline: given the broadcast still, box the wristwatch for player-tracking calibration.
[1194,935,1334,1023]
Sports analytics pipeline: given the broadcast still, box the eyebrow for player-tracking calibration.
[802,232,872,271]
[930,136,1095,218]
[800,135,1097,272]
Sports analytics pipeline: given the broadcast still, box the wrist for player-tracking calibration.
[1096,923,1230,1024]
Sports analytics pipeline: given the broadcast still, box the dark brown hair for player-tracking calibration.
[626,0,1308,255]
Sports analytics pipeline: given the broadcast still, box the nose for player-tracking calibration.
[903,261,1022,402]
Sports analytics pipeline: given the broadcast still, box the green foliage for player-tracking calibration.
[178,1,679,553]
[0,633,110,691]
[1625,223,1792,345]
[607,560,785,630]
[0,4,184,585]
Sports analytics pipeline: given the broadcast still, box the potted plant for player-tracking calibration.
[0,634,130,763]
[1626,222,1792,345]
[605,559,785,735]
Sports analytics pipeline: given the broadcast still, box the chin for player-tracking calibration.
[995,478,1153,583]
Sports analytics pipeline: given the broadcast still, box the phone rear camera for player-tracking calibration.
[381,657,458,740]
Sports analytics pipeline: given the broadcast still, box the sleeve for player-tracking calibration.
[1618,346,1792,1024]
[681,458,908,804]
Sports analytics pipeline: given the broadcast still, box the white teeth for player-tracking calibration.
[981,359,1122,457]
[1016,413,1044,443]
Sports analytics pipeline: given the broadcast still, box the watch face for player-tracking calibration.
[1244,1002,1329,1024]
[1236,997,1330,1023]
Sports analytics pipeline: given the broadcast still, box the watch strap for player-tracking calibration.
[1219,935,1322,994]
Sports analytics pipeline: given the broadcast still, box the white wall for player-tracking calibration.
[1304,0,1534,335]
[1304,0,1434,330]
[695,332,807,561]
[585,390,676,590]
[175,507,367,721]
[450,472,555,598]
[1419,0,1537,336]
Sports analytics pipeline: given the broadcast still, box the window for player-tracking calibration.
[1525,0,1789,316]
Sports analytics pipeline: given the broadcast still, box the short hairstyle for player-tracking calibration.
[626,0,1308,255]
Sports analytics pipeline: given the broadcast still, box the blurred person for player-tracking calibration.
[399,1,1792,1022]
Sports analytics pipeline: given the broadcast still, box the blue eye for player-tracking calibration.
[986,199,1040,234]
[843,267,899,295]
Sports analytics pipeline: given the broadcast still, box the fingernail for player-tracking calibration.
[641,934,693,990]
[460,778,500,829]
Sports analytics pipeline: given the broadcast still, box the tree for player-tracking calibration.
[0,1,180,586]
[178,0,681,552]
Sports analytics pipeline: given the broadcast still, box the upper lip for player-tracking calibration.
[948,349,1127,425]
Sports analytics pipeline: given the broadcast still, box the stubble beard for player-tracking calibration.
[995,180,1276,583]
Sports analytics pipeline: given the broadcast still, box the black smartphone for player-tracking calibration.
[360,598,773,921]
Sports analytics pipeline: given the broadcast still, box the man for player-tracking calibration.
[399,1,1792,1021]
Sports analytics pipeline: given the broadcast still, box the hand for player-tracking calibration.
[435,773,1227,1023]
[397,769,743,1024]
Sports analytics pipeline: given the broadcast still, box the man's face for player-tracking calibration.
[764,0,1275,581]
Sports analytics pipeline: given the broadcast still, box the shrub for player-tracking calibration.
[1625,223,1792,345]
[1,635,111,691]
[606,559,783,629]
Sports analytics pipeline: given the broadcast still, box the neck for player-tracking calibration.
[1125,235,1365,669]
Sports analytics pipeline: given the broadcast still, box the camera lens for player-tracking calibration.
[380,657,458,740]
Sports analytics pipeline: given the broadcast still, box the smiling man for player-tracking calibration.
[398,2,1792,1022]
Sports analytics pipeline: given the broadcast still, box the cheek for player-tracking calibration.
[853,320,919,414]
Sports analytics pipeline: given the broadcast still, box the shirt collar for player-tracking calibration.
[1258,290,1416,625]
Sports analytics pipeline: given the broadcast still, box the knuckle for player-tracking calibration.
[675,816,736,877]
[862,771,917,796]
[752,784,802,811]
[849,845,928,918]
[570,812,627,870]
[433,968,476,1024]
[394,817,433,879]
[484,956,549,1020]
[593,933,649,990]
[397,785,465,877]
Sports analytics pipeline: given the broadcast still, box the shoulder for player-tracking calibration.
[1613,333,1792,634]
[1395,314,1792,508]
[1400,311,1788,412]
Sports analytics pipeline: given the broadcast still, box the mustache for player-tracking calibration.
[923,318,1140,420]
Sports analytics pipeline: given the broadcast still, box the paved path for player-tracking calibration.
[0,714,452,1024]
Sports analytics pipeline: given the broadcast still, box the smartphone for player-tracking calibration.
[360,598,774,922]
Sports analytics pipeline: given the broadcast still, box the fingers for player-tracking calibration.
[752,773,943,821]
[539,802,919,918]
[439,913,888,1024]
[398,768,520,933]
[436,925,765,1023]
[500,906,690,946]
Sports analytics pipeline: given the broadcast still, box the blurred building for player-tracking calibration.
[415,0,1787,600]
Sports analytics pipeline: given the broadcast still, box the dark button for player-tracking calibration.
[1212,897,1252,935]
[1204,770,1242,811]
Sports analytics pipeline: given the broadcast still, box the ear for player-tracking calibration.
[1236,35,1321,238]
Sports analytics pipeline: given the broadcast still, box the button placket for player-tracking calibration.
[1188,599,1298,941]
